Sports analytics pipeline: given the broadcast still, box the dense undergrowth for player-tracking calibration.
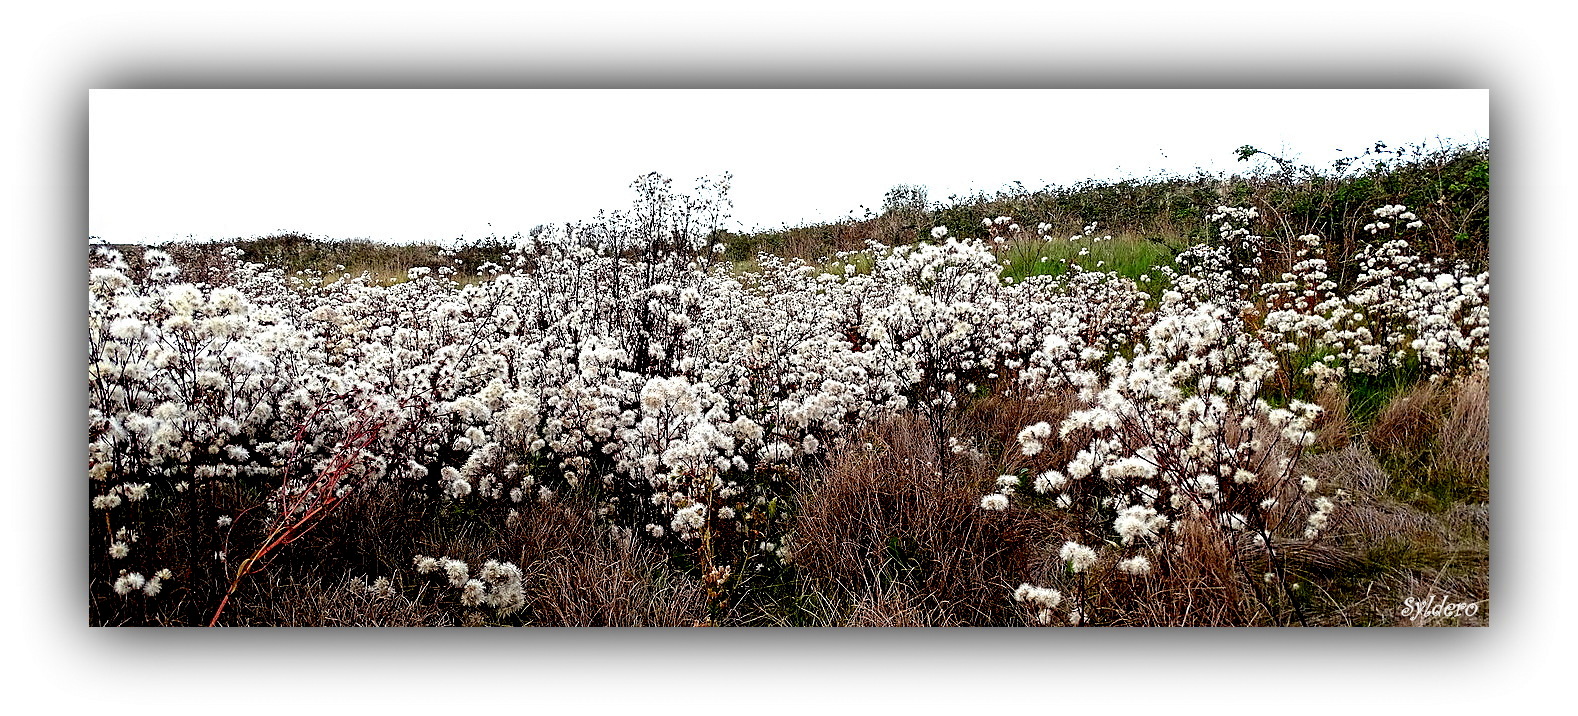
[88,145,1489,626]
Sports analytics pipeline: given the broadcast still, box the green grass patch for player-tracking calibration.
[815,251,878,277]
[1344,362,1424,428]
[1379,456,1489,513]
[1343,536,1487,582]
[996,233,1181,284]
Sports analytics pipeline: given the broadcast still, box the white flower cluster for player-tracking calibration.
[1059,541,1098,572]
[90,184,1168,584]
[1210,206,1260,243]
[1364,204,1423,233]
[1012,583,1063,625]
[1304,496,1336,539]
[980,493,1010,511]
[1017,422,1053,456]
[1116,555,1152,575]
[979,210,1458,585]
[1013,583,1063,608]
[1256,217,1488,387]
[414,555,526,617]
[111,568,172,597]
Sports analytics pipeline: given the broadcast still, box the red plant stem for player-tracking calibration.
[208,392,386,626]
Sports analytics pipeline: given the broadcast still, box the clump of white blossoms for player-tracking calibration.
[90,175,1160,592]
[1031,468,1066,493]
[1116,555,1152,575]
[1012,583,1063,625]
[1253,211,1488,388]
[973,208,1433,622]
[1060,541,1098,573]
[669,502,708,540]
[1113,505,1169,546]
[1013,583,1063,608]
[442,558,469,587]
[1304,496,1336,539]
[112,571,146,596]
[412,555,526,618]
[1017,422,1053,456]
[366,576,396,599]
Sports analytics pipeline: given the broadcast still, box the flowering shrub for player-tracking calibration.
[1257,206,1489,389]
[88,174,1488,626]
[980,205,1488,626]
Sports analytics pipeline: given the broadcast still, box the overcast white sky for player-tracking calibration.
[89,89,1487,244]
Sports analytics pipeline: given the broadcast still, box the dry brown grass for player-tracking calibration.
[1312,386,1356,451]
[1438,370,1490,485]
[1108,518,1248,626]
[1283,395,1489,626]
[1310,561,1489,627]
[1364,374,1489,510]
[1297,443,1473,560]
[791,414,1054,625]
[227,572,453,627]
[838,583,965,627]
[396,500,707,626]
[506,502,708,627]
[1367,380,1448,458]
[957,383,1085,477]
[1302,442,1390,496]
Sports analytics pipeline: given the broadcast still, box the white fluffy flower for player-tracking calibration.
[1016,422,1053,456]
[1012,583,1062,609]
[1033,470,1067,494]
[443,558,469,587]
[1113,505,1168,544]
[112,572,146,596]
[1304,496,1336,538]
[1117,555,1152,575]
[670,503,708,536]
[1059,541,1098,572]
